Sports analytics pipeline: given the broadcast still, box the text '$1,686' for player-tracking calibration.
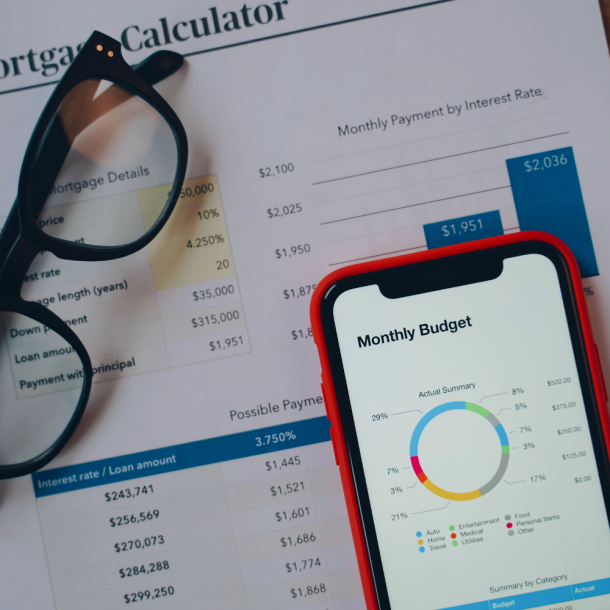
[281,532,316,547]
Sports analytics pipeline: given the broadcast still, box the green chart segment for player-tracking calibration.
[409,402,510,501]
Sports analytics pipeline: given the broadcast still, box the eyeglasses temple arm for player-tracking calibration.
[132,50,184,86]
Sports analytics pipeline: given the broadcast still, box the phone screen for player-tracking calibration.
[331,252,610,610]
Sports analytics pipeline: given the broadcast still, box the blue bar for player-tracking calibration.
[443,578,610,610]
[424,211,503,249]
[32,416,331,498]
[572,577,610,599]
[506,146,598,277]
[441,601,490,610]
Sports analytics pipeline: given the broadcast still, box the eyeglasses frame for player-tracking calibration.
[0,30,188,479]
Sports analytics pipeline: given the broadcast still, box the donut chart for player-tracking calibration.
[410,401,510,501]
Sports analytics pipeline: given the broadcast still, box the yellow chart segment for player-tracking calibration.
[421,479,482,502]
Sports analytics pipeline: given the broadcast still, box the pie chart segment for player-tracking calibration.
[410,401,510,501]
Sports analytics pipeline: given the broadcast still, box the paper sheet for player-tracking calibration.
[2,1,610,607]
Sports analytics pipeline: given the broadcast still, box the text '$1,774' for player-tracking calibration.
[286,558,321,573]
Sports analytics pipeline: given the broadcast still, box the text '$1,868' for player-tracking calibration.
[291,584,327,598]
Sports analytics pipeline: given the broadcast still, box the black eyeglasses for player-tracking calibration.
[0,31,188,479]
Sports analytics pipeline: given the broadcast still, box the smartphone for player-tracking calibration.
[310,231,610,610]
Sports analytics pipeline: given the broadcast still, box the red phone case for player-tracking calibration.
[310,231,610,610]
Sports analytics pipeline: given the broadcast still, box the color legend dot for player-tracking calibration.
[416,531,422,537]
[418,539,424,545]
[506,522,513,529]
[508,530,515,537]
[450,525,458,546]
[419,547,425,553]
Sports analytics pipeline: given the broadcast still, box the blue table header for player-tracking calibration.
[32,416,331,497]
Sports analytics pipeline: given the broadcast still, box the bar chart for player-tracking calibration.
[314,111,599,278]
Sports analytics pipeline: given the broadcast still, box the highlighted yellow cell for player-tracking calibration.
[147,229,231,265]
[151,252,235,291]
[138,175,220,231]
[148,201,225,238]
[422,479,482,502]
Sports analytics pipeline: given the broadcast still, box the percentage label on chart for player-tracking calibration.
[391,512,409,521]
[390,487,403,494]
[531,474,547,482]
[387,467,400,475]
[515,403,528,410]
[523,442,536,450]
[585,286,594,297]
[520,426,532,433]
[512,388,525,395]
[372,413,389,421]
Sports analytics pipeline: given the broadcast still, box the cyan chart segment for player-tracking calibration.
[443,577,610,610]
[410,402,509,501]
[31,416,331,498]
[506,146,598,277]
[424,211,503,249]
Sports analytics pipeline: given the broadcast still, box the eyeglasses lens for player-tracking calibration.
[30,79,179,247]
[0,312,85,467]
